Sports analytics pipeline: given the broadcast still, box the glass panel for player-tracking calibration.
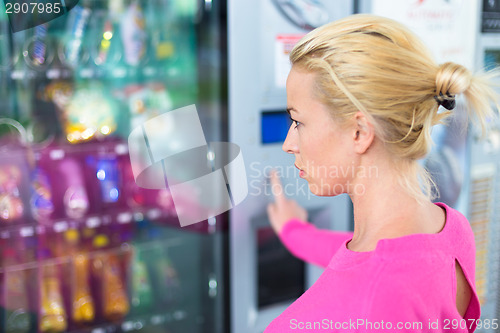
[0,0,227,332]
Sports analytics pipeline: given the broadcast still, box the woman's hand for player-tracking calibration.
[267,169,308,234]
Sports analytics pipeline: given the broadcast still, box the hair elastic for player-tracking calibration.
[434,92,456,110]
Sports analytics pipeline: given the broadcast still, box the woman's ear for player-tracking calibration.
[353,111,374,154]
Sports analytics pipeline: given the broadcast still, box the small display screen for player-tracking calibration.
[261,111,292,144]
[484,50,500,70]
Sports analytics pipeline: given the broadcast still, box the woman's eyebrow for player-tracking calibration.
[286,107,298,115]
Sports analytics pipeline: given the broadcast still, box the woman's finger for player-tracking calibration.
[269,169,287,205]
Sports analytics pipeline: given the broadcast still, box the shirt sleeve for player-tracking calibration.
[277,219,353,268]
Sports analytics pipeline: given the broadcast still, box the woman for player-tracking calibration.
[266,14,498,332]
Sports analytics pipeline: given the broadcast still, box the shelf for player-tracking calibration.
[0,207,177,240]
[65,309,191,333]
[9,64,181,81]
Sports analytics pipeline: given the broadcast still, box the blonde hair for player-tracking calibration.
[290,14,500,204]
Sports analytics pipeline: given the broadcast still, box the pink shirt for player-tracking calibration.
[265,202,480,332]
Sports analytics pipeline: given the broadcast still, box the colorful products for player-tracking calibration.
[61,5,91,67]
[42,81,73,111]
[64,86,118,143]
[95,157,120,204]
[3,249,31,333]
[39,263,67,332]
[92,235,129,321]
[23,24,54,70]
[0,165,24,222]
[59,158,89,219]
[129,246,153,313]
[121,2,147,66]
[30,167,54,221]
[65,230,95,324]
[94,20,115,66]
[147,235,181,306]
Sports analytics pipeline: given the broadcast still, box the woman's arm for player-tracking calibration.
[278,219,353,268]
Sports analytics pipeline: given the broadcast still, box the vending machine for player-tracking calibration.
[228,1,355,332]
[0,1,228,333]
[229,1,500,333]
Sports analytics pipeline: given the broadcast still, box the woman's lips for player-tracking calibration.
[295,164,305,178]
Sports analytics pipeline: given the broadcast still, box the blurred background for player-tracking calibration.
[0,0,498,332]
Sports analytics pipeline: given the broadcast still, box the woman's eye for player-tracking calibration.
[290,118,301,129]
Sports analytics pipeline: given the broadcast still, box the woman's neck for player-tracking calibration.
[347,162,444,252]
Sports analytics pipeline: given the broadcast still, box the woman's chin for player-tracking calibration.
[307,184,335,197]
[307,181,344,197]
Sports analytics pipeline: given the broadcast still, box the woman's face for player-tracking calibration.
[283,66,356,196]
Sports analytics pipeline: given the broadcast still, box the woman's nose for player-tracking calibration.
[282,125,298,154]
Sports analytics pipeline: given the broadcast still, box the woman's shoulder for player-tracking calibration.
[329,203,476,276]
[373,202,475,257]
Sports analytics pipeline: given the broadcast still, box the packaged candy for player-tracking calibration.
[40,81,74,111]
[0,165,24,223]
[2,249,31,333]
[39,250,67,333]
[59,5,91,68]
[147,228,181,306]
[30,167,54,221]
[23,24,54,70]
[125,82,173,130]
[129,245,153,314]
[92,235,129,321]
[95,156,120,204]
[59,158,89,219]
[63,85,118,143]
[64,230,94,325]
[93,19,115,66]
[121,1,147,66]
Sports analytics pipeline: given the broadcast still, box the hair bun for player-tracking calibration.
[435,62,471,98]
